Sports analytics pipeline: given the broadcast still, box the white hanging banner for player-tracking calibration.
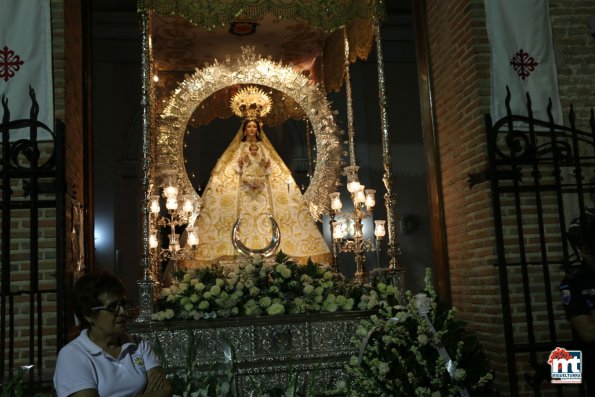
[484,0,562,124]
[0,0,54,139]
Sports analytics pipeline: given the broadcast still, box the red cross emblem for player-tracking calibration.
[510,49,539,80]
[1,46,25,82]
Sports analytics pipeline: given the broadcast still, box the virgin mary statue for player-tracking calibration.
[190,87,331,266]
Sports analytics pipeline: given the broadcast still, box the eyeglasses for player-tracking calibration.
[91,299,131,314]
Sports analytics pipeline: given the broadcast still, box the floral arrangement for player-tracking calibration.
[152,252,397,321]
[343,270,498,397]
[153,255,496,396]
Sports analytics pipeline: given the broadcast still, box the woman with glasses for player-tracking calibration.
[53,271,172,397]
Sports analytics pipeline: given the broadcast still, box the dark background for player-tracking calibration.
[90,0,432,301]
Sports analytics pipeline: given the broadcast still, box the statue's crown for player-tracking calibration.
[230,86,272,119]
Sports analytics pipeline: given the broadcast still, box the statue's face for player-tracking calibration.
[245,121,259,138]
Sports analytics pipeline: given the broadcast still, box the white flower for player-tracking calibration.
[377,362,389,375]
[266,302,285,315]
[249,286,259,296]
[303,284,314,295]
[356,325,368,337]
[259,297,272,308]
[300,274,312,283]
[210,285,221,296]
[335,380,347,391]
[166,294,177,302]
[453,368,466,381]
[152,312,166,321]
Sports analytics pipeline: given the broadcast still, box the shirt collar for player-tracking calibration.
[79,329,138,356]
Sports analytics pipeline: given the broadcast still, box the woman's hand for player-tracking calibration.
[137,366,173,396]
[145,370,166,391]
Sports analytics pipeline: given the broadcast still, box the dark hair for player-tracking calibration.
[72,271,126,329]
[240,118,262,142]
[566,207,595,255]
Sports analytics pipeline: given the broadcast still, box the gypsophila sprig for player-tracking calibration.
[346,268,498,397]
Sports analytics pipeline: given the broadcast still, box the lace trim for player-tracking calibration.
[138,0,385,32]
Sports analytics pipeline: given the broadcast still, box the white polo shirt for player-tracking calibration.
[53,329,160,397]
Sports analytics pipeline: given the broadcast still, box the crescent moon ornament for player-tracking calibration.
[232,214,281,257]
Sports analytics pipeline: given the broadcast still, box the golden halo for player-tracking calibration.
[157,46,343,221]
[230,86,272,119]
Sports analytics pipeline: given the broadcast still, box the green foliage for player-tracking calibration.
[154,252,362,321]
[343,269,498,397]
[159,331,237,397]
[0,366,53,397]
[155,259,497,397]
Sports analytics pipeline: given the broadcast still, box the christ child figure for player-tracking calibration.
[238,142,271,192]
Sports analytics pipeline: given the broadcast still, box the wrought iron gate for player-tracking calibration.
[0,89,65,389]
[482,90,594,396]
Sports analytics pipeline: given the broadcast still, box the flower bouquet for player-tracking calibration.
[343,270,498,397]
[153,252,369,321]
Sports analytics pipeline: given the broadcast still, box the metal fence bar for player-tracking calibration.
[484,88,594,395]
[0,89,61,388]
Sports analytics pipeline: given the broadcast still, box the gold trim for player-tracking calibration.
[154,46,343,221]
[230,86,272,119]
[137,0,384,33]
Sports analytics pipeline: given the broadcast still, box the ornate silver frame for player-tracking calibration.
[154,46,343,221]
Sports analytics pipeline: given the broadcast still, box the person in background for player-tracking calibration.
[53,271,172,397]
[559,207,595,393]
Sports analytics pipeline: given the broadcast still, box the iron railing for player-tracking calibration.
[478,88,594,396]
[0,88,64,390]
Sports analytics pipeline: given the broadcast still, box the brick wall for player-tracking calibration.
[425,0,594,395]
[424,0,507,390]
[550,0,595,130]
[1,145,59,383]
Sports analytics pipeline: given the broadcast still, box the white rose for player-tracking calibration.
[165,309,175,319]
